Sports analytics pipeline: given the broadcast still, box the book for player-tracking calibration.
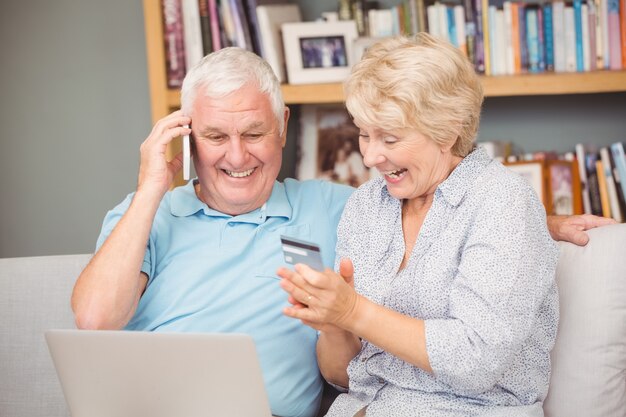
[181,0,204,70]
[256,4,301,83]
[588,0,598,70]
[581,3,591,71]
[161,0,186,88]
[229,0,254,50]
[527,7,541,73]
[622,0,626,67]
[207,0,222,50]
[596,159,612,218]
[573,0,584,71]
[198,0,213,56]
[576,143,592,214]
[543,2,555,71]
[482,0,491,75]
[608,0,623,69]
[609,144,626,218]
[610,142,626,210]
[585,152,604,216]
[553,1,567,72]
[564,6,578,72]
[473,0,486,73]
[242,0,263,55]
[600,147,623,222]
[511,2,521,73]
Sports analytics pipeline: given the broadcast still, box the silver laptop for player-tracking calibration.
[45,329,272,417]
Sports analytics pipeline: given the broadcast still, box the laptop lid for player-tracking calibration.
[45,329,272,417]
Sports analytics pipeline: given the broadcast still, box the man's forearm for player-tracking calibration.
[71,190,162,329]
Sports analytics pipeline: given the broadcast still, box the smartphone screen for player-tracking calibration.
[280,235,325,271]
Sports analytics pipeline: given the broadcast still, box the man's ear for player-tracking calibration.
[281,106,290,148]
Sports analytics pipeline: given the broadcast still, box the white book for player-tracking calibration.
[495,10,507,75]
[256,4,302,83]
[600,0,610,68]
[581,4,591,71]
[564,6,577,72]
[438,3,450,43]
[600,147,623,222]
[181,0,204,71]
[488,6,498,74]
[553,1,566,72]
[594,0,604,68]
[376,9,394,38]
[427,5,440,39]
[503,2,515,75]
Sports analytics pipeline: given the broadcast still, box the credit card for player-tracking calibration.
[280,235,325,271]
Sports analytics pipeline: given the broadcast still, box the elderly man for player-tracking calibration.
[71,47,613,417]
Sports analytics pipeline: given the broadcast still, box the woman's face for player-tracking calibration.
[357,124,460,201]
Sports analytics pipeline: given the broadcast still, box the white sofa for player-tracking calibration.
[1,224,625,417]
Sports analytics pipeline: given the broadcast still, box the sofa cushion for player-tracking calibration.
[0,254,91,417]
[544,223,626,417]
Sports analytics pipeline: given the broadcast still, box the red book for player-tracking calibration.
[162,0,186,88]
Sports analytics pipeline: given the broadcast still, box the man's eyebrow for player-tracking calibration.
[196,121,267,137]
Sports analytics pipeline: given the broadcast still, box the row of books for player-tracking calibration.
[367,0,626,75]
[481,140,626,221]
[161,0,295,88]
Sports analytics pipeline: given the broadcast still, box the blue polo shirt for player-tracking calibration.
[96,178,353,417]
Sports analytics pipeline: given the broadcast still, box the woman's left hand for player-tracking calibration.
[277,258,359,331]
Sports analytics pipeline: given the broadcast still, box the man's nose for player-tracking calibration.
[225,137,247,167]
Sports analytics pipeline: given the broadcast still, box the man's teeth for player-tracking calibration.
[384,169,407,179]
[225,168,255,178]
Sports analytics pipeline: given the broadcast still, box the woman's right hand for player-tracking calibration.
[137,110,191,197]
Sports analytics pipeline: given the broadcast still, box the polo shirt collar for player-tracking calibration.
[437,146,491,207]
[170,180,292,223]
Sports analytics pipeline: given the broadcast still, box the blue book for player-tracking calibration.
[611,143,626,205]
[537,7,546,72]
[519,3,528,71]
[543,2,554,71]
[573,0,584,72]
[526,8,540,72]
[447,6,458,47]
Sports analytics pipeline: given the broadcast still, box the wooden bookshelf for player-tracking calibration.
[144,0,626,118]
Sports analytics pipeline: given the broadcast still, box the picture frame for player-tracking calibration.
[545,160,583,215]
[281,21,358,84]
[504,160,548,212]
[297,104,377,187]
[505,160,583,215]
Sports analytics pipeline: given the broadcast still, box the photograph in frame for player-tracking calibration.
[297,104,377,187]
[281,21,358,84]
[505,161,548,212]
[546,160,583,215]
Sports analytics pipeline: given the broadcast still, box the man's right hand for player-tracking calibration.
[137,110,192,197]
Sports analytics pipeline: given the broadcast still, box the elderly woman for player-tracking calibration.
[278,33,559,416]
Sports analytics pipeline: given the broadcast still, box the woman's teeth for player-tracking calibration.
[225,168,255,178]
[384,169,407,179]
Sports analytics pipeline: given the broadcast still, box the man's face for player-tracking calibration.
[190,83,289,215]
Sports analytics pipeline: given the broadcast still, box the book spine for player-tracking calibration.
[519,3,528,71]
[573,0,584,71]
[416,0,427,33]
[543,3,554,71]
[610,142,626,205]
[586,152,604,216]
[565,6,578,72]
[595,160,612,218]
[621,0,626,67]
[601,0,610,68]
[181,0,204,70]
[600,147,623,222]
[608,0,623,69]
[161,0,186,88]
[427,5,440,38]
[482,0,492,75]
[448,5,458,46]
[537,6,546,72]
[609,145,626,218]
[596,0,605,68]
[243,0,263,55]
[207,0,222,50]
[553,1,566,72]
[504,2,515,74]
[474,0,486,72]
[588,0,598,70]
[527,8,541,72]
[198,0,213,56]
[575,143,592,214]
[455,5,467,55]
[581,4,591,71]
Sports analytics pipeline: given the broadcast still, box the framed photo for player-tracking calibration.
[505,161,548,211]
[281,21,358,84]
[545,160,583,215]
[297,104,377,187]
[505,160,583,215]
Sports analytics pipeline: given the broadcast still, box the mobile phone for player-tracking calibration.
[182,124,190,181]
[280,235,325,271]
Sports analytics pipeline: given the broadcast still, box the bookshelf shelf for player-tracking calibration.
[162,70,626,107]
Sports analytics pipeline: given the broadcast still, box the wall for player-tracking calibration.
[0,1,151,257]
[0,1,624,258]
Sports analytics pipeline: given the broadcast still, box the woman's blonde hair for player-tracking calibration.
[344,33,483,157]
